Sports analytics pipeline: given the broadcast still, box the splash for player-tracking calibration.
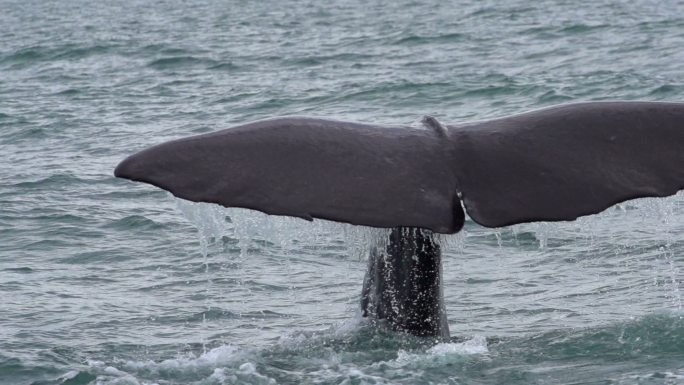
[393,335,488,368]
[174,196,390,261]
[172,197,395,350]
[86,345,278,385]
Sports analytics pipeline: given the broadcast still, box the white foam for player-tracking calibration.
[392,335,488,368]
[89,345,240,384]
[58,370,81,381]
[209,363,277,385]
[88,360,150,385]
[624,369,684,382]
[308,363,392,385]
[429,335,489,355]
[122,345,239,372]
[330,311,369,336]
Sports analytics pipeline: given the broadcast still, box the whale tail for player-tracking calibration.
[115,102,684,232]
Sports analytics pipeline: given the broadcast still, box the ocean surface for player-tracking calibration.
[1,0,683,384]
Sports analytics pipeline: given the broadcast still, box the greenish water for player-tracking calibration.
[1,0,683,384]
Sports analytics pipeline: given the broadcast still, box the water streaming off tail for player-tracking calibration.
[444,192,683,337]
[172,197,395,346]
[174,197,391,260]
[174,192,683,315]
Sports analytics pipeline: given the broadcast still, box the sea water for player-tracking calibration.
[1,0,683,383]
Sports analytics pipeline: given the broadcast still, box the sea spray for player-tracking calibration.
[175,197,390,261]
[172,196,396,335]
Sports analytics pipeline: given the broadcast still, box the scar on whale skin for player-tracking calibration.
[115,101,684,338]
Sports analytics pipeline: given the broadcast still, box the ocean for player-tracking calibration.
[1,0,682,384]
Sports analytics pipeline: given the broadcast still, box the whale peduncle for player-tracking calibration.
[360,227,449,338]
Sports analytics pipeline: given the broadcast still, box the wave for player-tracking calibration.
[208,61,241,71]
[0,44,116,67]
[147,56,220,70]
[102,214,166,231]
[84,321,489,385]
[1,126,49,142]
[13,313,677,385]
[12,173,88,190]
[393,32,466,45]
[281,53,375,67]
[524,313,684,359]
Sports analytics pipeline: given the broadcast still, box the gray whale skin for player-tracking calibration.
[115,101,684,338]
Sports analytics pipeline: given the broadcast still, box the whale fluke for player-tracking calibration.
[452,102,684,228]
[115,101,684,233]
[115,117,465,233]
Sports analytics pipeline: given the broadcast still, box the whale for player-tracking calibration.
[115,101,684,338]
